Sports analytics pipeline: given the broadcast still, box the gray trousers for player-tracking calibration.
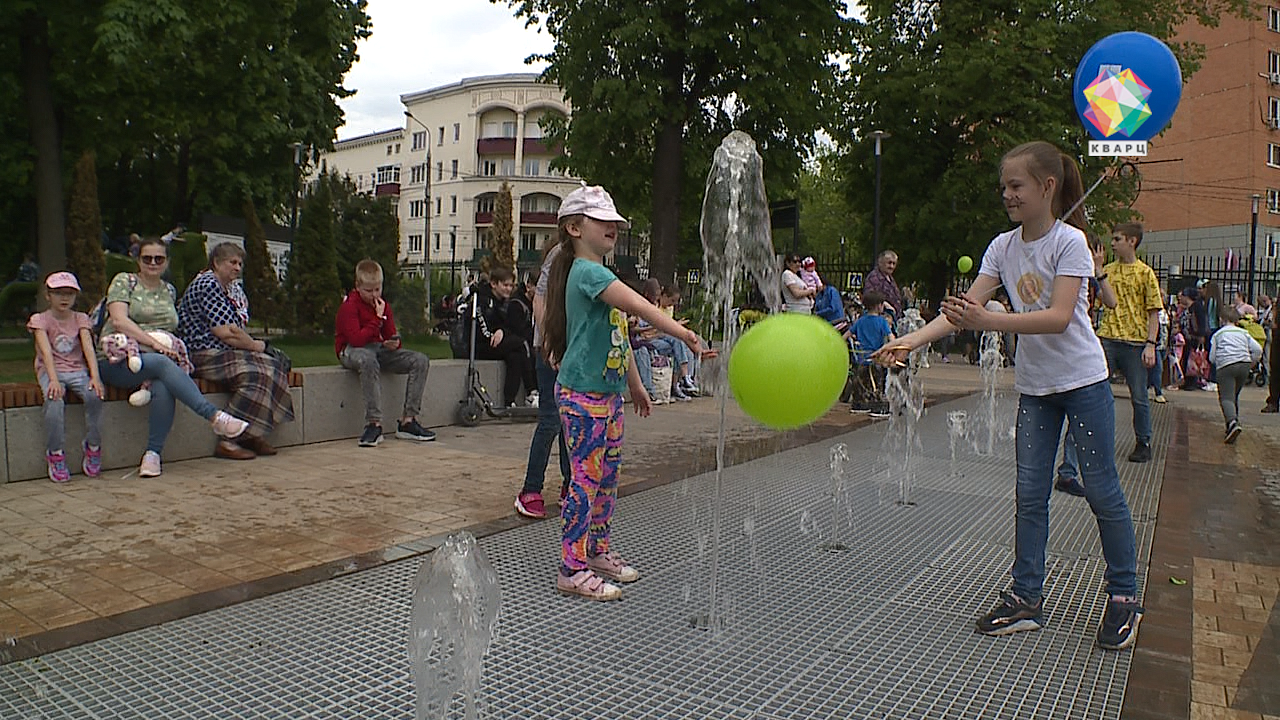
[38,369,103,453]
[1216,360,1250,429]
[339,346,429,424]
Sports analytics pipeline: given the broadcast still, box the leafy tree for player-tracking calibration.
[497,0,851,285]
[796,148,864,259]
[65,151,106,308]
[491,181,515,270]
[242,199,282,328]
[840,0,1248,302]
[287,174,343,335]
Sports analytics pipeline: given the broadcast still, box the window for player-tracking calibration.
[502,121,517,137]
[1270,6,1280,31]
[1270,144,1280,168]
[524,158,540,176]
[376,165,400,184]
[434,233,440,252]
[409,200,424,218]
[1271,51,1280,77]
[386,145,392,156]
[1268,188,1280,213]
[451,159,458,179]
[483,121,499,138]
[435,197,442,215]
[520,232,537,251]
[394,143,401,154]
[437,162,443,181]
[438,127,445,146]
[412,131,427,150]
[408,234,423,253]
[476,195,495,213]
[450,196,457,214]
[525,122,543,139]
[520,194,558,213]
[1266,233,1278,260]
[453,123,460,141]
[409,164,424,184]
[481,160,497,176]
[500,159,516,176]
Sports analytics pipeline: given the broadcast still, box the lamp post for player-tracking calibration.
[450,226,458,298]
[870,130,890,262]
[1249,193,1261,304]
[290,142,304,229]
[405,110,432,322]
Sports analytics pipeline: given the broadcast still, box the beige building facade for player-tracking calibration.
[319,73,581,276]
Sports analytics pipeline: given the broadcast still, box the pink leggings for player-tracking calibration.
[556,385,624,574]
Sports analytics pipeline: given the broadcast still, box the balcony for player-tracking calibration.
[374,182,400,197]
[520,211,558,225]
[476,137,516,154]
[475,211,493,225]
[522,138,561,155]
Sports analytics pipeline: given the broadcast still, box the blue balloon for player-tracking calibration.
[1073,32,1182,142]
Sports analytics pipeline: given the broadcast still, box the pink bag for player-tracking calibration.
[1187,347,1210,379]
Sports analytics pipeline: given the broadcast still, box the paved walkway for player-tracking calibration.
[1,362,1277,720]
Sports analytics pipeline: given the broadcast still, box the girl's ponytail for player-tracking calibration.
[1058,152,1088,231]
[540,218,579,365]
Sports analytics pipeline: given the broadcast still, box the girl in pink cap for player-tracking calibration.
[28,271,105,482]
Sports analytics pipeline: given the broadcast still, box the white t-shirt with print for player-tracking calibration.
[978,220,1108,396]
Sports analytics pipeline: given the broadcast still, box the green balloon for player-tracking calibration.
[728,314,848,429]
[957,255,974,273]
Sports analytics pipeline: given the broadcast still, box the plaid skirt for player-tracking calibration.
[191,348,294,439]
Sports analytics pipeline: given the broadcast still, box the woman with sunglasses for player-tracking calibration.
[100,237,250,478]
[781,253,816,314]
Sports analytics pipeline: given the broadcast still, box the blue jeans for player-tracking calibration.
[37,370,103,453]
[521,353,571,494]
[650,336,693,379]
[1015,381,1138,603]
[100,352,219,455]
[633,345,655,397]
[1057,339,1151,479]
[1146,350,1165,395]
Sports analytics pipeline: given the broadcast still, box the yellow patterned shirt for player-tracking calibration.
[1096,259,1162,343]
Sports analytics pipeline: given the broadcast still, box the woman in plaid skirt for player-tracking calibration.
[177,243,294,460]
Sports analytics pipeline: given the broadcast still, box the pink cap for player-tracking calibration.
[45,271,81,291]
[557,185,630,228]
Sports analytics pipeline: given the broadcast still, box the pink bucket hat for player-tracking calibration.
[557,185,630,228]
[45,271,81,291]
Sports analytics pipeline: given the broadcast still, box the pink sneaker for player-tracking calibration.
[82,441,101,478]
[587,551,640,583]
[514,491,547,519]
[556,570,621,601]
[46,451,71,483]
[211,411,249,438]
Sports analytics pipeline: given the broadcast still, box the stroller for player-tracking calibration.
[1239,317,1269,387]
[450,291,539,427]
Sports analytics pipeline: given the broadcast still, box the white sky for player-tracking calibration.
[335,0,553,140]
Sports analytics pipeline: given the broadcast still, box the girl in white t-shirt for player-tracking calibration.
[873,141,1141,651]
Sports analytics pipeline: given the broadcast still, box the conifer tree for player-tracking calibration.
[242,198,281,328]
[491,181,515,270]
[287,173,343,334]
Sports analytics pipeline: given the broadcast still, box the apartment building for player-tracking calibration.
[319,73,581,274]
[1134,7,1280,268]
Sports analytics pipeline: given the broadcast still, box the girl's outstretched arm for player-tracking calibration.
[872,274,1001,366]
[944,275,1080,335]
[599,281,701,355]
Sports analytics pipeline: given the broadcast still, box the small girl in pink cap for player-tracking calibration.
[27,271,105,482]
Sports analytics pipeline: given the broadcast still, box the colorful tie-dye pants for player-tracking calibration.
[556,385,624,574]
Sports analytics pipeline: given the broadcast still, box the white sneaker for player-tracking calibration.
[526,390,540,407]
[211,411,249,438]
[139,451,162,478]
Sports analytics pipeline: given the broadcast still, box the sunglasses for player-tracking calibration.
[140,255,168,265]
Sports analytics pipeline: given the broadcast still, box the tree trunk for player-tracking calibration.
[19,10,65,275]
[649,120,683,286]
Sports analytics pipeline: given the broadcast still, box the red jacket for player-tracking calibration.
[335,290,397,355]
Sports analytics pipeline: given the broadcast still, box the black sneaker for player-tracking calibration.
[358,424,383,447]
[1054,475,1086,497]
[1126,441,1151,463]
[1096,597,1143,650]
[1224,420,1241,444]
[396,419,436,442]
[976,591,1044,636]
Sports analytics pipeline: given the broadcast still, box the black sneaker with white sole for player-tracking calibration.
[1225,420,1242,444]
[1096,597,1143,650]
[358,424,383,447]
[1127,441,1152,463]
[976,591,1045,636]
[396,419,436,441]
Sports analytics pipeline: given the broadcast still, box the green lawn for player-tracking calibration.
[0,334,454,385]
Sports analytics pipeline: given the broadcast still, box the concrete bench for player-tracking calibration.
[0,359,505,483]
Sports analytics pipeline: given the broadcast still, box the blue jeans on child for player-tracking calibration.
[1015,381,1138,603]
[632,345,656,397]
[38,370,103,454]
[521,353,571,495]
[100,353,219,454]
[1057,339,1152,480]
[650,335,693,379]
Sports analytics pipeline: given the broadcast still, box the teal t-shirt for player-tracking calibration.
[557,258,630,394]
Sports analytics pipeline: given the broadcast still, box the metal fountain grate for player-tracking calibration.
[0,394,1171,720]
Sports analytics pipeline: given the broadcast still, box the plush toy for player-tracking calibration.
[99,331,194,407]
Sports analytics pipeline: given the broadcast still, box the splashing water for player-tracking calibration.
[409,532,501,720]
[947,410,968,477]
[688,131,780,633]
[883,359,926,506]
[974,330,1005,455]
[819,443,853,552]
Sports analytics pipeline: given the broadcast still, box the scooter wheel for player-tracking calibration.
[458,400,482,427]
[1256,372,1269,387]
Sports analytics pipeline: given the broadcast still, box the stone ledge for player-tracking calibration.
[2,359,505,483]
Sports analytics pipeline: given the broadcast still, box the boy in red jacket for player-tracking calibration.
[335,259,435,446]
